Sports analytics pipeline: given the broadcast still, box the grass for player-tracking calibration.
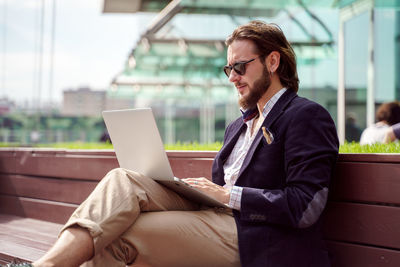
[37,142,115,150]
[0,142,114,150]
[339,142,400,153]
[164,141,223,151]
[1,141,400,153]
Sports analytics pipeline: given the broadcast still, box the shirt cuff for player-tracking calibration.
[228,186,243,210]
[392,123,400,139]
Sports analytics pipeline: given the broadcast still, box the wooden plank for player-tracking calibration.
[0,174,98,204]
[331,162,400,204]
[323,202,400,250]
[0,195,77,224]
[0,215,62,263]
[8,149,217,181]
[0,257,11,265]
[338,153,400,164]
[167,151,217,158]
[0,231,54,252]
[0,149,16,173]
[2,148,400,165]
[0,233,49,262]
[0,214,61,230]
[0,253,25,265]
[0,214,62,238]
[14,150,118,180]
[326,240,400,267]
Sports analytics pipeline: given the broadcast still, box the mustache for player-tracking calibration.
[235,82,247,88]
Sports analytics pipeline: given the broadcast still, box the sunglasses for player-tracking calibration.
[223,57,258,77]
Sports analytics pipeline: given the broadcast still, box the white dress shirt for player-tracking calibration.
[224,88,287,210]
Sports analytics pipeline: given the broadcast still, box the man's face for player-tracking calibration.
[226,39,271,110]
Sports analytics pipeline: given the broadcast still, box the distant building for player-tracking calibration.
[104,93,135,111]
[62,87,106,117]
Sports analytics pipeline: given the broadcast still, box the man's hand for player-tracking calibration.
[183,178,230,205]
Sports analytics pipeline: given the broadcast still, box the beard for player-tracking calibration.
[238,66,271,110]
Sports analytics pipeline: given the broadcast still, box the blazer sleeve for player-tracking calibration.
[239,102,339,228]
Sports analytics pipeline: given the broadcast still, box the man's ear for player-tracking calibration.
[265,51,280,73]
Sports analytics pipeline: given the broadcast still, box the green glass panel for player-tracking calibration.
[375,0,400,8]
[339,0,400,8]
[137,0,338,14]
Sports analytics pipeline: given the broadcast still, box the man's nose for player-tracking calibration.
[228,70,240,83]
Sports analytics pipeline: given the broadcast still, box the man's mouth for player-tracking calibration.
[236,83,247,94]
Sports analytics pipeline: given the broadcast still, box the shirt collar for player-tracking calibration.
[241,108,258,122]
[241,88,287,122]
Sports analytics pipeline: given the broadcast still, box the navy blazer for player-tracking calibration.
[212,90,339,267]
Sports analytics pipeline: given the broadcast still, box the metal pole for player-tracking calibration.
[49,0,57,109]
[37,0,45,112]
[366,6,375,127]
[1,0,6,98]
[338,0,374,143]
[337,14,345,144]
[395,11,400,100]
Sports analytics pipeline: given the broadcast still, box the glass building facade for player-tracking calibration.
[103,0,400,144]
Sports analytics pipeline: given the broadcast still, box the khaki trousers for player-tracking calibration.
[60,168,240,267]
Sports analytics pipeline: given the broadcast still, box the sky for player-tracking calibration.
[0,0,151,106]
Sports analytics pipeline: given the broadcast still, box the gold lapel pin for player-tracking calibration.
[262,126,272,144]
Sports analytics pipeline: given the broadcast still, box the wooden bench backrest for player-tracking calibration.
[1,149,400,266]
[0,149,215,223]
[324,154,400,266]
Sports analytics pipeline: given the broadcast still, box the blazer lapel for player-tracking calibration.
[219,121,247,162]
[212,120,246,185]
[236,90,297,181]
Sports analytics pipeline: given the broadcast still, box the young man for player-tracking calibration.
[6,20,338,267]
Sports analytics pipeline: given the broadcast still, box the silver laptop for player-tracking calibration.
[102,108,227,208]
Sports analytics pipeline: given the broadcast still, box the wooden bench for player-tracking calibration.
[0,148,399,266]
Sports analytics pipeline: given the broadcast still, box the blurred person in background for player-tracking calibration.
[360,101,400,145]
[345,112,362,142]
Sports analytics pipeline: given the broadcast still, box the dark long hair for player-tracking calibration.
[376,101,400,125]
[226,20,299,92]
